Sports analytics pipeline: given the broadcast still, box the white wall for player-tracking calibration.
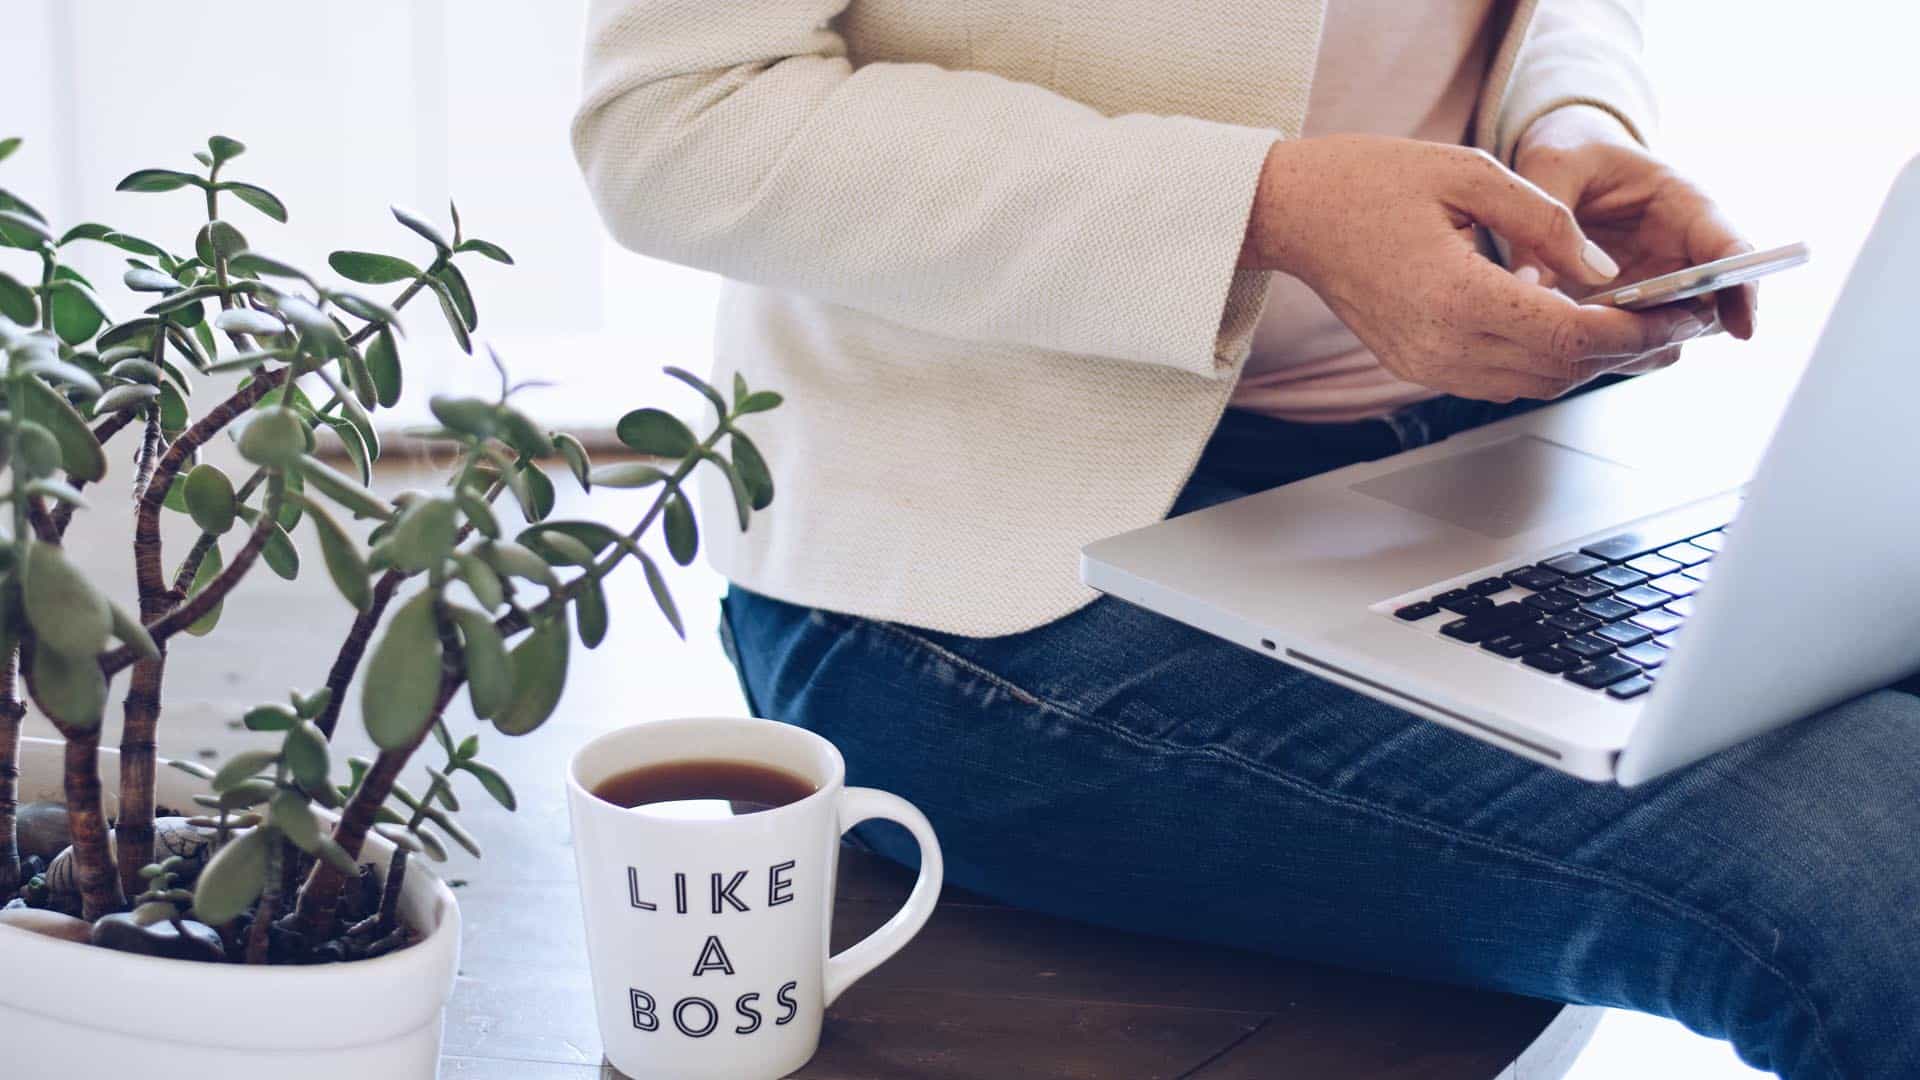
[2,0,718,429]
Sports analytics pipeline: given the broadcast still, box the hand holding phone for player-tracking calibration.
[1585,242,1810,310]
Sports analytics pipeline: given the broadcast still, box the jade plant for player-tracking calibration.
[0,135,779,962]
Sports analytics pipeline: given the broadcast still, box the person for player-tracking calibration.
[572,3,1916,1076]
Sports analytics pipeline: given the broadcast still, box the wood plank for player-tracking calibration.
[795,989,1264,1080]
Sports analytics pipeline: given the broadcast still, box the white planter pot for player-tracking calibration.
[1,737,462,1080]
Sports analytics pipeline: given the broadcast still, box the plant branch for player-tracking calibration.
[345,269,436,348]
[107,369,287,678]
[497,424,728,638]
[50,411,139,536]
[23,495,57,544]
[139,493,283,647]
[21,633,125,920]
[311,570,405,740]
[308,474,500,741]
[170,532,219,597]
[289,669,461,937]
[0,642,23,897]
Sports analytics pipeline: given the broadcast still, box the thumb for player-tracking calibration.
[1448,151,1618,288]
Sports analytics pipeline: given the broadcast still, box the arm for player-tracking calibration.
[570,0,1279,377]
[1493,0,1657,163]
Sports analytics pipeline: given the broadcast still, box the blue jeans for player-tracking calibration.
[720,398,1920,1079]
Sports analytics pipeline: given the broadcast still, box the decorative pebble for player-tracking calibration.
[45,817,218,900]
[0,906,94,944]
[15,801,70,861]
[90,906,225,962]
[152,817,218,873]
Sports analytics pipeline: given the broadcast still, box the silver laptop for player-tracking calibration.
[1082,156,1920,785]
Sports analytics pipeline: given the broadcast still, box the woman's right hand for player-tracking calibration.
[1239,134,1710,403]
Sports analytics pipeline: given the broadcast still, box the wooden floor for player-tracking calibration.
[27,453,1582,1078]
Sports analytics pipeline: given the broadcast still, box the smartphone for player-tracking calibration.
[1586,241,1810,310]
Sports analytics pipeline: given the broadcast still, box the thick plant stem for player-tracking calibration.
[290,674,458,937]
[312,570,405,740]
[109,377,284,891]
[18,636,124,918]
[118,495,281,892]
[245,837,284,964]
[61,727,124,920]
[131,369,285,609]
[0,645,23,897]
[114,659,163,901]
[375,847,408,936]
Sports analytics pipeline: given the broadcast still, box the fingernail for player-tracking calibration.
[1581,240,1620,281]
[1514,265,1541,286]
[1668,316,1707,343]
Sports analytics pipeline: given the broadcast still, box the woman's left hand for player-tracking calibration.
[1510,105,1757,373]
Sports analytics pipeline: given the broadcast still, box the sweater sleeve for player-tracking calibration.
[1493,0,1657,161]
[570,0,1280,379]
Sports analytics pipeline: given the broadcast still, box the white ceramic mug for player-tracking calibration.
[566,716,944,1080]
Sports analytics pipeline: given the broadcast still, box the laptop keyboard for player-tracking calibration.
[1389,519,1729,700]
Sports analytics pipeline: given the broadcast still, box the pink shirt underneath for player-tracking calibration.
[1232,1,1499,423]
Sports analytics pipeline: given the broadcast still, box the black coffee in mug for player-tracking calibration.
[591,758,818,819]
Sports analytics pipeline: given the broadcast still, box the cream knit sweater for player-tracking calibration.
[572,0,1654,636]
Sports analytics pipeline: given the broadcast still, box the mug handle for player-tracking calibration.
[823,787,944,1007]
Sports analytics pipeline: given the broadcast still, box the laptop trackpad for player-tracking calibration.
[1349,436,1637,539]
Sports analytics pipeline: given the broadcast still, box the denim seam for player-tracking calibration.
[858,615,1845,1078]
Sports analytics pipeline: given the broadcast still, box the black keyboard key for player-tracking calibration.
[1613,585,1672,611]
[1626,553,1683,577]
[1522,590,1578,614]
[1544,611,1602,634]
[1617,641,1669,668]
[1505,566,1565,592]
[1522,649,1580,674]
[1657,542,1713,567]
[1629,608,1684,634]
[1581,521,1704,564]
[1481,634,1537,659]
[1590,565,1650,589]
[1483,602,1535,626]
[1664,595,1697,618]
[1580,597,1636,621]
[1561,634,1616,660]
[1691,530,1727,552]
[1543,552,1607,576]
[1648,574,1698,598]
[1595,621,1654,647]
[1483,622,1565,659]
[1395,601,1440,621]
[1579,534,1654,562]
[1556,576,1615,600]
[1466,576,1509,596]
[1607,674,1655,699]
[1512,623,1566,648]
[1433,588,1470,604]
[1566,655,1642,689]
[1438,603,1534,643]
[1438,593,1493,615]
